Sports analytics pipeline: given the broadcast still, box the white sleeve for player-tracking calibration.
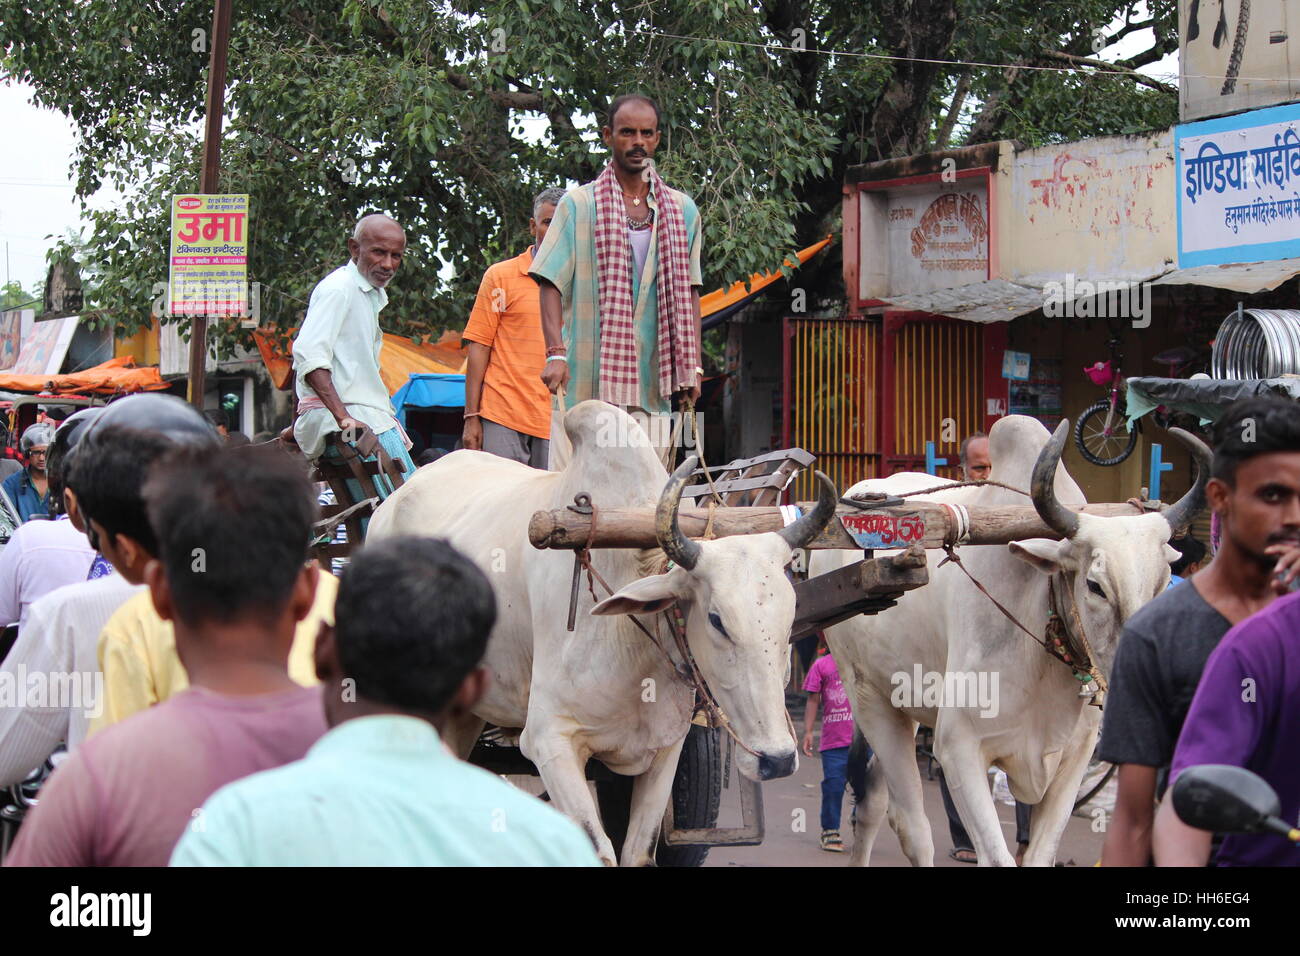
[0,594,72,787]
[291,283,349,380]
[0,528,26,627]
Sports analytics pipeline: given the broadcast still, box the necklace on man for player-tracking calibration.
[623,189,648,207]
[627,208,654,230]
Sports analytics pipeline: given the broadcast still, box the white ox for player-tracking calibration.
[808,415,1209,866]
[367,400,837,866]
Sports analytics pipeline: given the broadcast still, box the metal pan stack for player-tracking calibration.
[1211,309,1300,379]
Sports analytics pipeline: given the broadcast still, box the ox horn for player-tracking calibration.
[1031,419,1080,539]
[657,455,702,571]
[1162,427,1213,533]
[777,470,839,551]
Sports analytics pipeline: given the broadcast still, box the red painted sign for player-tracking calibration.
[839,512,927,549]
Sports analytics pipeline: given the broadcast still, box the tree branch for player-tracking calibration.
[935,69,970,147]
[1038,50,1176,93]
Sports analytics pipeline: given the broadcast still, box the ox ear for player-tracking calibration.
[590,572,684,616]
[1007,538,1069,575]
[1164,544,1180,564]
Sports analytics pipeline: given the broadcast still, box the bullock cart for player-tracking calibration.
[523,451,1163,863]
[310,431,1162,866]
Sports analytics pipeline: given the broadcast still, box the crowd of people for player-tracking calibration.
[0,393,598,866]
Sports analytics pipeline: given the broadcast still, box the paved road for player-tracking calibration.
[703,698,1105,868]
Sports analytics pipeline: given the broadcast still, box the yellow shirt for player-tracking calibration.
[88,572,338,737]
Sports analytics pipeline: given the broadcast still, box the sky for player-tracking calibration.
[0,19,1178,298]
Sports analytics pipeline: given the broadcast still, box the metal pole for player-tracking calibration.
[187,0,233,408]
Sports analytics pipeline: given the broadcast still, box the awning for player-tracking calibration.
[700,237,832,330]
[0,356,167,395]
[1149,258,1300,294]
[391,373,466,426]
[874,279,1048,324]
[253,328,467,393]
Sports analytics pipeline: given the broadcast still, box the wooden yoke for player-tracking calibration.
[529,500,1152,552]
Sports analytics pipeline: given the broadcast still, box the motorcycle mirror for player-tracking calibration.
[1172,765,1295,838]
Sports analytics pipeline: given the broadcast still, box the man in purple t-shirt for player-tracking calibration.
[802,649,857,852]
[1154,590,1300,867]
[6,437,327,867]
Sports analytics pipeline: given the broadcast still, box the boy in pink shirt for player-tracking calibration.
[802,646,860,852]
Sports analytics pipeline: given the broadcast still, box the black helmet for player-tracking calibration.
[46,406,106,515]
[82,394,222,449]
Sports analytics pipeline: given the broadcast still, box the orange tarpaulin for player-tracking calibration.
[254,328,467,394]
[699,237,833,318]
[0,356,168,395]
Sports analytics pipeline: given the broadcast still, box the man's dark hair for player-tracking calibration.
[67,426,176,555]
[143,444,316,627]
[205,408,229,431]
[606,93,660,129]
[1170,534,1207,576]
[334,537,496,714]
[959,431,987,466]
[1210,397,1300,486]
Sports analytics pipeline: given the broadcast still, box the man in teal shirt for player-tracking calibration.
[171,536,599,867]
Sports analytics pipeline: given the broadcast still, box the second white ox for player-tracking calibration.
[808,415,1209,866]
[367,400,837,866]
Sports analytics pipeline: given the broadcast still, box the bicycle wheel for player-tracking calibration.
[1075,399,1139,466]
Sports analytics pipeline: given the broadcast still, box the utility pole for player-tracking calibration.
[187,0,233,409]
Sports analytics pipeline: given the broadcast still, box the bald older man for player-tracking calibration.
[286,214,416,490]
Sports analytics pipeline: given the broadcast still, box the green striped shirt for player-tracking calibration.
[529,181,703,413]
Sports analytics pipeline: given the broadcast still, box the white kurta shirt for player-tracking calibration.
[292,260,400,459]
[0,572,141,786]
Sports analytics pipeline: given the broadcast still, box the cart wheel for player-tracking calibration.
[655,724,722,868]
[594,724,723,867]
[1074,399,1139,466]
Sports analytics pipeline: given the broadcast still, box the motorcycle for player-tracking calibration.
[1173,764,1300,844]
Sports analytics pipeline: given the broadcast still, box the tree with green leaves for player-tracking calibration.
[0,280,41,312]
[0,0,1178,356]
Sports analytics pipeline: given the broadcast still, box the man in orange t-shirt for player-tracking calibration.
[461,188,564,469]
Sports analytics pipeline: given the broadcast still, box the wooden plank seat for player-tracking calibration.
[305,426,409,562]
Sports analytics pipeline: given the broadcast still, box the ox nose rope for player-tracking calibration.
[566,500,766,756]
[938,544,1107,706]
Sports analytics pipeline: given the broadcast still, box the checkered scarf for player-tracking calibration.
[593,161,698,406]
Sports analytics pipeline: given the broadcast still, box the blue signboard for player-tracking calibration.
[1176,102,1300,268]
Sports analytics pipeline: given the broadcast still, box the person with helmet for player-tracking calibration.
[73,394,336,736]
[0,406,143,786]
[2,422,55,523]
[0,418,96,631]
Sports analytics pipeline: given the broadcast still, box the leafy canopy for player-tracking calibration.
[0,0,1177,353]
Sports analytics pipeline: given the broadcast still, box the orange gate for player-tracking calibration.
[782,315,881,501]
[784,313,1006,499]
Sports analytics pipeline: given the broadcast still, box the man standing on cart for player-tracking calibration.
[283,214,415,499]
[530,94,704,454]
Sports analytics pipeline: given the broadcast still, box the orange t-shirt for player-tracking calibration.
[462,248,551,440]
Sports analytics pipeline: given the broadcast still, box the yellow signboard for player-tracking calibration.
[167,193,250,316]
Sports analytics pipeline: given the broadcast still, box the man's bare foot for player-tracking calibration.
[1015,841,1029,866]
